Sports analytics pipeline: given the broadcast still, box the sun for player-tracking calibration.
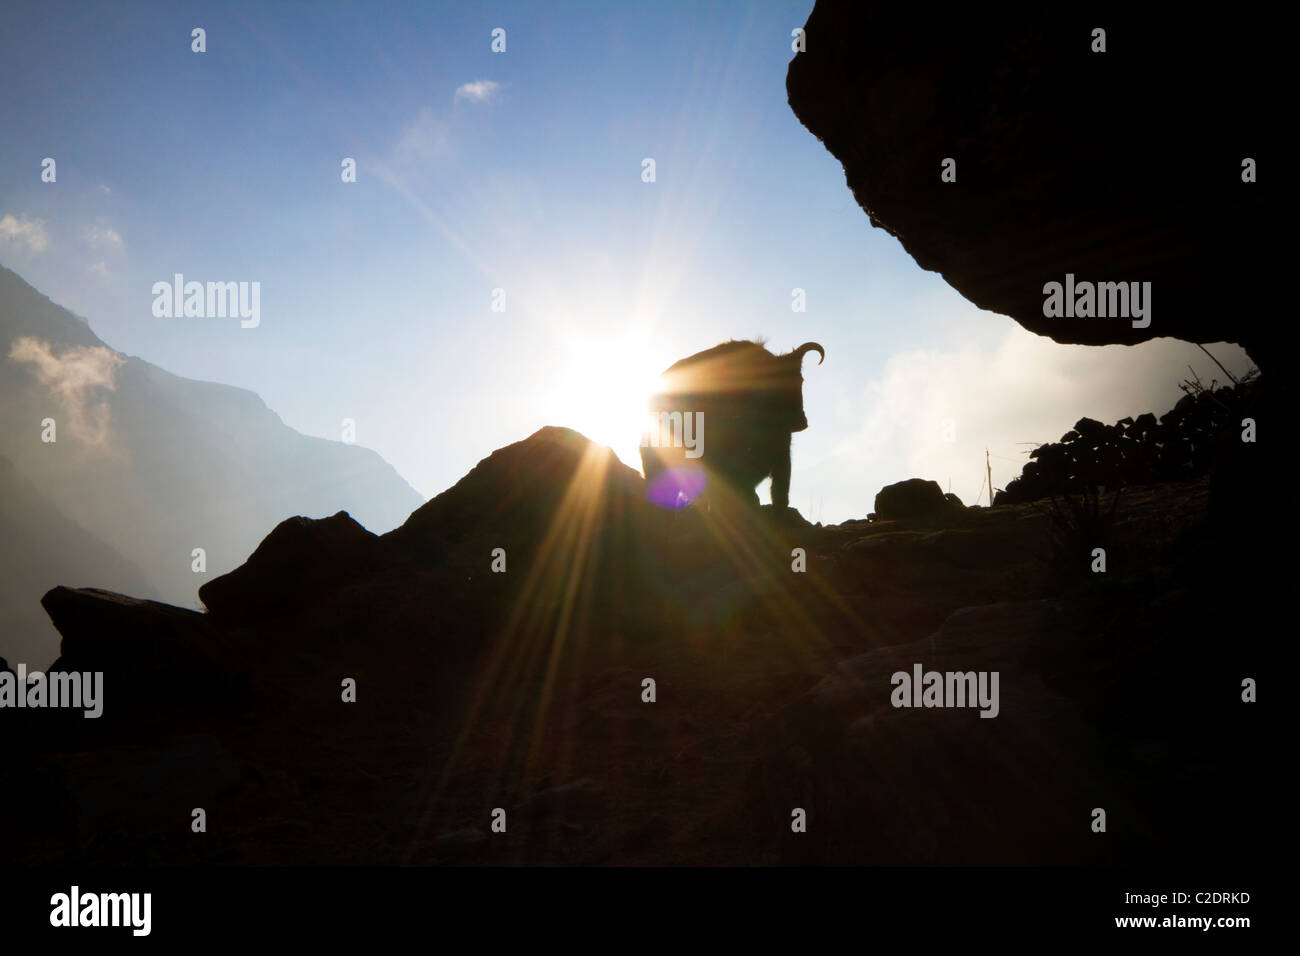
[537,331,669,475]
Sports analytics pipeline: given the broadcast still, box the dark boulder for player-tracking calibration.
[874,478,964,522]
[787,5,1279,368]
[40,586,251,725]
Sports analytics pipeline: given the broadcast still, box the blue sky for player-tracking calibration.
[0,0,1254,525]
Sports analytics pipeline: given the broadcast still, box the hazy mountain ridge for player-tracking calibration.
[0,264,424,665]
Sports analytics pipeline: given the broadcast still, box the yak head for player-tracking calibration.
[772,340,825,431]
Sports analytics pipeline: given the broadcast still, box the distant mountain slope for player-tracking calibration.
[0,265,424,663]
[0,456,156,667]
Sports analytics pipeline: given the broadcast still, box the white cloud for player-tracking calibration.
[795,325,1256,521]
[0,213,50,253]
[8,337,125,446]
[454,79,501,104]
[88,261,111,278]
[85,224,123,249]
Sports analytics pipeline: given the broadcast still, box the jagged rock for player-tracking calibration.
[759,503,818,531]
[996,380,1259,504]
[386,426,647,567]
[1072,417,1108,441]
[40,586,251,723]
[786,6,1278,368]
[9,423,1262,867]
[199,511,380,625]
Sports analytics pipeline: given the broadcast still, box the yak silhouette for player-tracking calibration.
[640,339,824,511]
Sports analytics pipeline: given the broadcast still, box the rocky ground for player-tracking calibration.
[1,426,1270,866]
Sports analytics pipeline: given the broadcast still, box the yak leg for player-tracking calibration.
[770,439,792,511]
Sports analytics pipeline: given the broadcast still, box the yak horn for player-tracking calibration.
[790,342,825,365]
